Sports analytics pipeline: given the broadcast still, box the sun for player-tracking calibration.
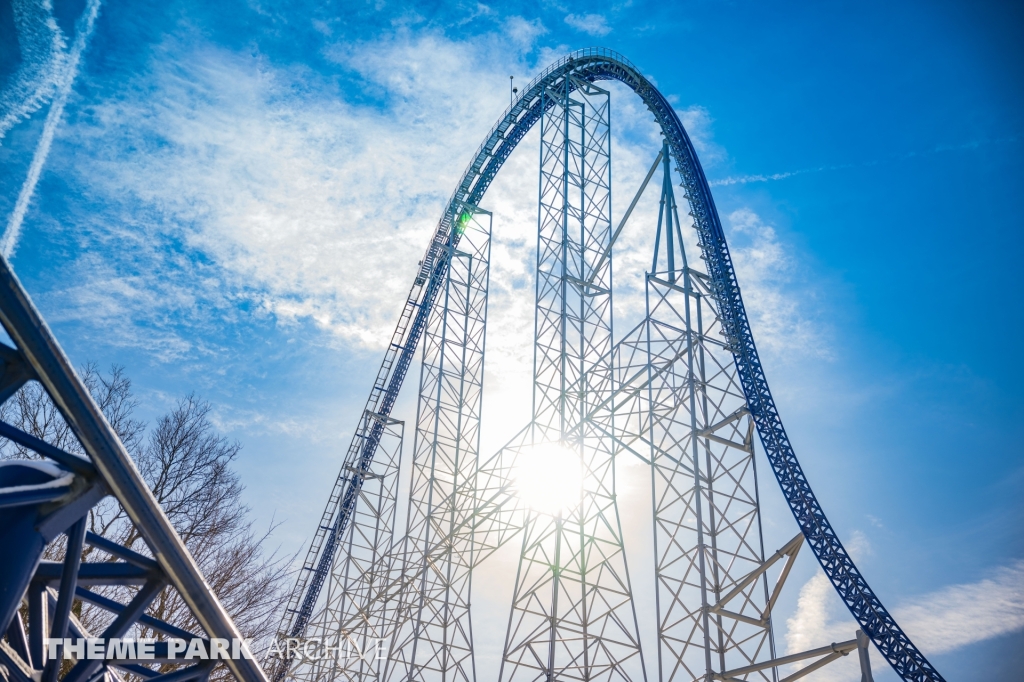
[513,442,583,517]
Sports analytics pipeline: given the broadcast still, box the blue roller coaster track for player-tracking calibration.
[283,48,944,682]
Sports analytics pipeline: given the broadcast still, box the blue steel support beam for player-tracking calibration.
[284,48,942,682]
[0,253,266,682]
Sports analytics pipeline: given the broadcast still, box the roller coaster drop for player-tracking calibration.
[272,49,945,682]
[0,49,944,682]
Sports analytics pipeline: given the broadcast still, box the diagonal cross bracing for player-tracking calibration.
[641,269,773,681]
[293,410,404,682]
[383,203,492,682]
[500,76,645,682]
[0,256,267,682]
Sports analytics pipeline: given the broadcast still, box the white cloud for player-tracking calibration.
[896,560,1024,654]
[564,13,612,37]
[725,208,831,361]
[68,33,530,351]
[42,247,229,363]
[47,25,826,386]
[786,537,1024,681]
[505,16,546,46]
[677,105,725,166]
[709,162,856,187]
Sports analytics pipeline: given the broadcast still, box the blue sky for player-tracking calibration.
[1,0,1022,679]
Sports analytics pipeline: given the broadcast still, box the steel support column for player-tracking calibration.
[641,267,773,681]
[293,410,404,682]
[500,76,644,682]
[384,203,492,682]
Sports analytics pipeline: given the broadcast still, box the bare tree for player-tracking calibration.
[1,365,290,679]
[0,363,145,460]
[130,395,289,662]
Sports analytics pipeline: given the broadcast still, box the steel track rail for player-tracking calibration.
[280,47,943,682]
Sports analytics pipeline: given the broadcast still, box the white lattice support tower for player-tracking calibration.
[289,411,404,681]
[620,155,774,681]
[500,76,645,682]
[645,268,774,680]
[383,203,493,682]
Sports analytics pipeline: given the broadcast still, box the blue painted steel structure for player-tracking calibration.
[0,256,267,682]
[279,48,944,682]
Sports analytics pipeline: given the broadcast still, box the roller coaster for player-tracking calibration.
[0,49,944,682]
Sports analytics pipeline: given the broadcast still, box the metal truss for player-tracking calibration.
[500,77,644,682]
[607,148,775,681]
[0,257,266,682]
[708,534,876,682]
[642,269,771,680]
[653,154,773,680]
[382,202,492,682]
[280,48,946,682]
[292,410,404,682]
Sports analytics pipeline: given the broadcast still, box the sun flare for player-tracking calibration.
[513,442,583,517]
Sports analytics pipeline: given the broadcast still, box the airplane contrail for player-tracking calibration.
[0,0,66,142]
[1,0,102,260]
[708,137,1019,188]
[709,163,855,187]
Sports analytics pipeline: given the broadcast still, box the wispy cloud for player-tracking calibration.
[725,208,831,361]
[786,537,1024,681]
[506,16,547,46]
[31,23,826,386]
[0,0,66,141]
[564,13,612,37]
[42,248,228,363]
[709,137,1021,187]
[710,163,854,187]
[1,0,102,259]
[60,30,541,356]
[896,560,1024,654]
